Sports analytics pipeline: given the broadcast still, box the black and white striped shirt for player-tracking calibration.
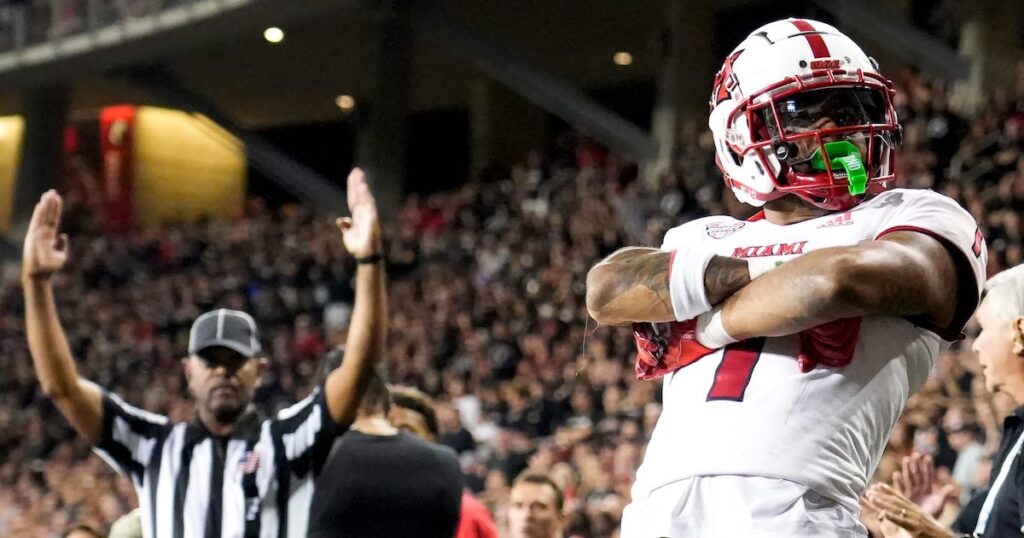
[93,386,341,538]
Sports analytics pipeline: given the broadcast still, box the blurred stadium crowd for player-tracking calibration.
[1,0,184,51]
[1,62,1023,536]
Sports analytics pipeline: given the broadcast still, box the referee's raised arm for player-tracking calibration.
[22,190,104,444]
[322,167,388,427]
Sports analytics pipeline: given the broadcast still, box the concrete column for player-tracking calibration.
[643,0,713,187]
[955,0,1024,114]
[359,6,413,215]
[468,78,492,177]
[13,84,69,225]
[468,77,544,174]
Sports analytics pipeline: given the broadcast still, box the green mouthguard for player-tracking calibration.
[809,140,867,196]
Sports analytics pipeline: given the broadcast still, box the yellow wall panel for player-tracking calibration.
[0,117,24,231]
[133,107,245,226]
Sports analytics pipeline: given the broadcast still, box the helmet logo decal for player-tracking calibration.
[706,222,745,239]
[809,59,841,69]
[711,51,742,107]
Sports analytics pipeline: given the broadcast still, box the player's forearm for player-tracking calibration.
[703,256,751,305]
[585,247,750,325]
[326,262,386,425]
[719,239,940,340]
[719,254,851,340]
[585,248,673,326]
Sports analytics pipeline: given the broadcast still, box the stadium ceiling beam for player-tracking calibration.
[413,7,658,161]
[0,0,349,89]
[119,66,346,213]
[810,0,970,80]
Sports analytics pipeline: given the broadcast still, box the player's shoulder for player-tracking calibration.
[864,188,968,213]
[862,188,977,229]
[864,188,983,265]
[662,215,743,249]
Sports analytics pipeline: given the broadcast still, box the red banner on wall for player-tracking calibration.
[99,105,136,232]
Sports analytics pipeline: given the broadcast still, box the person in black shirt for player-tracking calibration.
[437,403,478,455]
[388,385,499,538]
[863,265,1024,537]
[307,370,464,538]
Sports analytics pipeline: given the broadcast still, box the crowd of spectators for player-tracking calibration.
[0,0,185,51]
[0,63,1023,536]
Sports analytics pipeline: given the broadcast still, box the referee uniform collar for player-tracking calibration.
[189,407,264,443]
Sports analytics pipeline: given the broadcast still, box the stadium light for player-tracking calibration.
[264,27,285,44]
[613,52,633,66]
[335,95,356,111]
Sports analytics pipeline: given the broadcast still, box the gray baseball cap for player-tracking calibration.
[188,309,262,357]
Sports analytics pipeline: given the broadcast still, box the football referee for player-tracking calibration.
[22,168,386,538]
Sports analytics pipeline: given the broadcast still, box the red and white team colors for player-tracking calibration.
[623,189,986,537]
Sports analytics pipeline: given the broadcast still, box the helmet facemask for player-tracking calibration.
[741,81,900,210]
[708,19,901,211]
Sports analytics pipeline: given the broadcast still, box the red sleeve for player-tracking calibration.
[456,492,498,538]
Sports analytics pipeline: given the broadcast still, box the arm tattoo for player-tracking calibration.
[608,248,673,310]
[703,256,751,306]
[587,248,674,323]
[628,250,672,304]
[589,251,752,324]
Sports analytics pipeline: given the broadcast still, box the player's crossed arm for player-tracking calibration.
[586,230,961,343]
[585,247,750,326]
[718,231,959,342]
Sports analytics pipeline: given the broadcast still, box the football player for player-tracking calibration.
[587,19,987,537]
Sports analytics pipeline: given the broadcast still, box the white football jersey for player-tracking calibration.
[633,188,987,511]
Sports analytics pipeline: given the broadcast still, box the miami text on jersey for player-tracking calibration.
[731,241,808,258]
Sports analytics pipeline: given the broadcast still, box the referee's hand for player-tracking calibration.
[336,168,381,259]
[23,190,69,281]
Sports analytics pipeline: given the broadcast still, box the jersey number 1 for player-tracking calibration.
[706,338,766,401]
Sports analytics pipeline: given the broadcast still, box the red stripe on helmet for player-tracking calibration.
[790,19,830,58]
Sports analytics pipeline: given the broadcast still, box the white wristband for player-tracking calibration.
[667,246,716,321]
[695,306,738,349]
[747,258,779,280]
